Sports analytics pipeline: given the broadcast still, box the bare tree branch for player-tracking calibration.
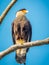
[0,37,49,59]
[0,0,17,23]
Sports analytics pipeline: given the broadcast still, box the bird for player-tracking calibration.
[12,9,32,65]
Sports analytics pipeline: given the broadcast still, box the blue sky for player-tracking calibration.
[0,0,49,65]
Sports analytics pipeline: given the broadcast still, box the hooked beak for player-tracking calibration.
[22,10,29,14]
[26,10,28,13]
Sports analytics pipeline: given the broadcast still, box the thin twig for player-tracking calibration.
[0,37,49,59]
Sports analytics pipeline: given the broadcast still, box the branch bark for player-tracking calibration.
[0,37,49,59]
[0,0,17,23]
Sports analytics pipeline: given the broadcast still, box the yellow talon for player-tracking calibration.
[16,39,24,45]
[19,39,24,45]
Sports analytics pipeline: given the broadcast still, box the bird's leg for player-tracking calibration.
[24,63,26,65]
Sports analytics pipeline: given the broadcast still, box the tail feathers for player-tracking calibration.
[15,54,26,64]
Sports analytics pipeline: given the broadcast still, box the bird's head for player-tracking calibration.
[16,9,28,17]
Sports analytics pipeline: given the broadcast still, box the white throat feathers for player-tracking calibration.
[16,11,25,17]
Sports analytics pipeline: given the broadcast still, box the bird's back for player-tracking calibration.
[12,15,32,64]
